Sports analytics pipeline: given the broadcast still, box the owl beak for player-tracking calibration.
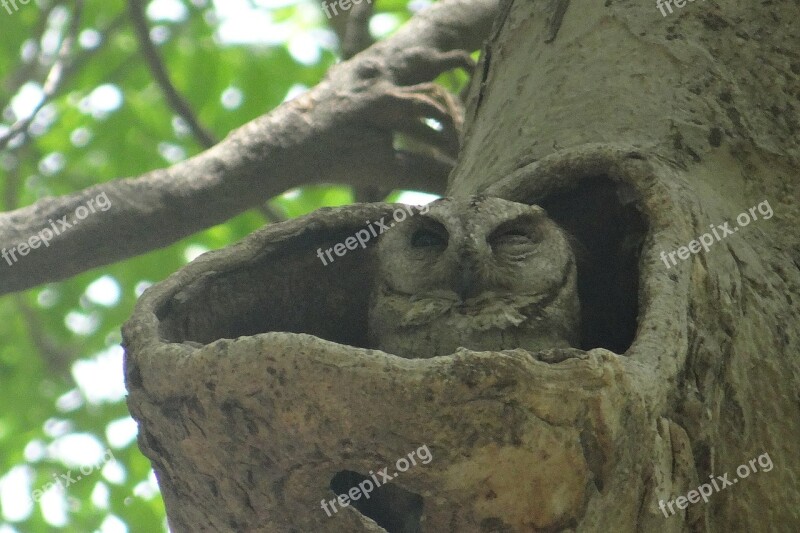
[454,261,480,301]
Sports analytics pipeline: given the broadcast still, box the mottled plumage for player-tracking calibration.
[368,196,580,358]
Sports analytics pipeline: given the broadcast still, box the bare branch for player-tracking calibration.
[0,0,499,295]
[0,1,60,108]
[340,1,387,202]
[258,201,288,224]
[341,0,374,59]
[128,0,217,148]
[15,294,75,378]
[0,0,84,151]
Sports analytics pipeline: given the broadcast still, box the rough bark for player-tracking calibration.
[123,0,800,531]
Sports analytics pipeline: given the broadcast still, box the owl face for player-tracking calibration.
[369,196,581,358]
[375,196,575,304]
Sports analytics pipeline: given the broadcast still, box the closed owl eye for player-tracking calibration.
[411,227,448,248]
[489,223,541,257]
[493,229,531,246]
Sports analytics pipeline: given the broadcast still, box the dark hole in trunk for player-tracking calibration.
[329,470,424,532]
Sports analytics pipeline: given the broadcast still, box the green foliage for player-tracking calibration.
[0,0,446,530]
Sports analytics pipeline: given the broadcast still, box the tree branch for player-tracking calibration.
[337,0,386,203]
[0,0,499,295]
[0,0,84,151]
[258,201,288,224]
[0,1,60,110]
[341,0,375,60]
[128,0,217,149]
[15,294,75,378]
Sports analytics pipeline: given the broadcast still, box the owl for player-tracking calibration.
[368,196,581,359]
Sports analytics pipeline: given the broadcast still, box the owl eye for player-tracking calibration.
[410,227,447,248]
[489,226,540,257]
[493,229,530,245]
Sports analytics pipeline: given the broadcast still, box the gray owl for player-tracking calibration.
[368,196,580,359]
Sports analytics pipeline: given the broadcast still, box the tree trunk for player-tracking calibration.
[123,0,800,531]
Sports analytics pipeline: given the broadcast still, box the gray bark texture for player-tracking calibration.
[123,0,800,531]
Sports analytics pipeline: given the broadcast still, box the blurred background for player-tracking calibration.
[0,0,466,530]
